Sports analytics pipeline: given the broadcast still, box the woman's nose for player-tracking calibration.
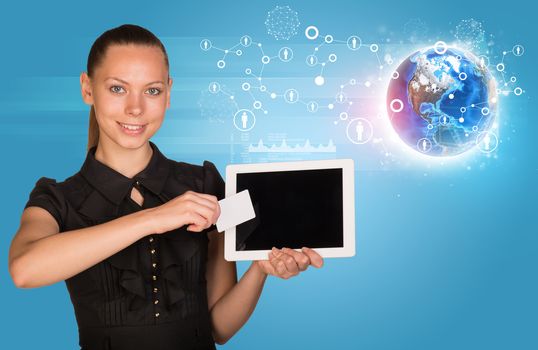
[125,92,144,116]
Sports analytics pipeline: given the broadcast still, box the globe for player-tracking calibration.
[386,45,497,156]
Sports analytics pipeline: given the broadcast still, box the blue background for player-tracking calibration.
[1,1,536,349]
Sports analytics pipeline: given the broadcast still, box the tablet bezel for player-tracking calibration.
[224,158,355,261]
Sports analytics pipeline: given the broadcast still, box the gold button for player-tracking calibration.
[153,287,158,293]
[152,275,157,281]
[150,249,155,254]
[155,312,160,317]
[149,237,154,243]
[152,263,157,268]
[154,299,159,304]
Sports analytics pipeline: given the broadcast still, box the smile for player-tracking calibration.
[117,122,147,134]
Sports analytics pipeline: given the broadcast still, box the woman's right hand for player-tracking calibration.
[146,190,221,234]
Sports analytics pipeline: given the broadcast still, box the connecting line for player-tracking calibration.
[246,90,256,102]
[374,51,382,66]
[312,42,325,55]
[258,63,265,81]
[319,63,326,77]
[219,89,233,98]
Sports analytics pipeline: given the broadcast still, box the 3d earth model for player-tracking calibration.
[386,45,497,156]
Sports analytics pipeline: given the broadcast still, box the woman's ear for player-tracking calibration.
[80,72,94,105]
[166,77,173,109]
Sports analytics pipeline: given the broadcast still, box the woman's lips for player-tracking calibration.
[117,121,147,135]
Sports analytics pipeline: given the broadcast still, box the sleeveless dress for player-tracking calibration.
[23,141,225,350]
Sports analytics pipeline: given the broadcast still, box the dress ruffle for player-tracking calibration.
[106,244,146,312]
[105,226,206,314]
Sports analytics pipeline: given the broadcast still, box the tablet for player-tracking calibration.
[224,159,356,261]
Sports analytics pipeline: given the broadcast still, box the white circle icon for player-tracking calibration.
[233,109,256,131]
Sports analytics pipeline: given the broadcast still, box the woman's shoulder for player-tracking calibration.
[166,159,224,199]
[24,173,83,231]
[29,172,82,193]
[30,171,87,194]
[26,172,89,211]
[167,159,221,179]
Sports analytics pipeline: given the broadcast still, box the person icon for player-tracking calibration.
[200,39,212,51]
[288,90,294,102]
[208,82,219,94]
[352,37,357,49]
[244,37,248,46]
[356,121,364,141]
[241,111,248,129]
[416,138,431,152]
[310,56,314,65]
[310,102,315,111]
[512,44,524,56]
[279,47,292,62]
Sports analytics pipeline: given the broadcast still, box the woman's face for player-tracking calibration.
[80,44,172,150]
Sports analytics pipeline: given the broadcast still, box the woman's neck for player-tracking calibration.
[94,138,153,179]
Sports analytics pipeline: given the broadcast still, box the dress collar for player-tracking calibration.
[80,141,170,205]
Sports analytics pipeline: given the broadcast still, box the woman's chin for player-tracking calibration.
[112,133,151,150]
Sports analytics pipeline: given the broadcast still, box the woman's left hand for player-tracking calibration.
[255,247,324,279]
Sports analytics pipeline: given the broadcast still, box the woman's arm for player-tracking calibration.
[9,206,155,288]
[205,229,267,345]
[9,190,221,289]
[205,229,323,345]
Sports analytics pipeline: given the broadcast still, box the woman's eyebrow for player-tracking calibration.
[105,77,165,86]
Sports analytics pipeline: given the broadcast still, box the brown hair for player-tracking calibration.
[85,24,170,152]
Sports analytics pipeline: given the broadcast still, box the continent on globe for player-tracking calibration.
[387,45,497,157]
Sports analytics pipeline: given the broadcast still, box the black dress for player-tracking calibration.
[23,141,225,350]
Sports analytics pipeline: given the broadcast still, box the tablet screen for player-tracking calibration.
[236,168,343,251]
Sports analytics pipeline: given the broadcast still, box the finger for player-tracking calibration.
[189,191,219,204]
[181,192,220,222]
[281,247,310,271]
[257,252,277,275]
[185,191,219,209]
[257,260,276,275]
[269,249,291,278]
[183,200,218,228]
[271,258,290,278]
[301,247,324,268]
[194,194,221,222]
[186,211,209,232]
[272,248,299,276]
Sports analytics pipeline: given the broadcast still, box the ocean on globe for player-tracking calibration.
[386,45,497,156]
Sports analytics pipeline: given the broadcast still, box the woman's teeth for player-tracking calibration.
[119,123,144,130]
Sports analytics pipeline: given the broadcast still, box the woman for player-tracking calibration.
[8,24,323,350]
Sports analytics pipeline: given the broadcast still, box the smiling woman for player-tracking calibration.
[8,23,323,350]
[82,35,171,155]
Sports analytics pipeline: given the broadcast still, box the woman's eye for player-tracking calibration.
[147,88,162,96]
[110,86,125,94]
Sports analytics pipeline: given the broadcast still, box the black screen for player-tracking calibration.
[235,168,343,251]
